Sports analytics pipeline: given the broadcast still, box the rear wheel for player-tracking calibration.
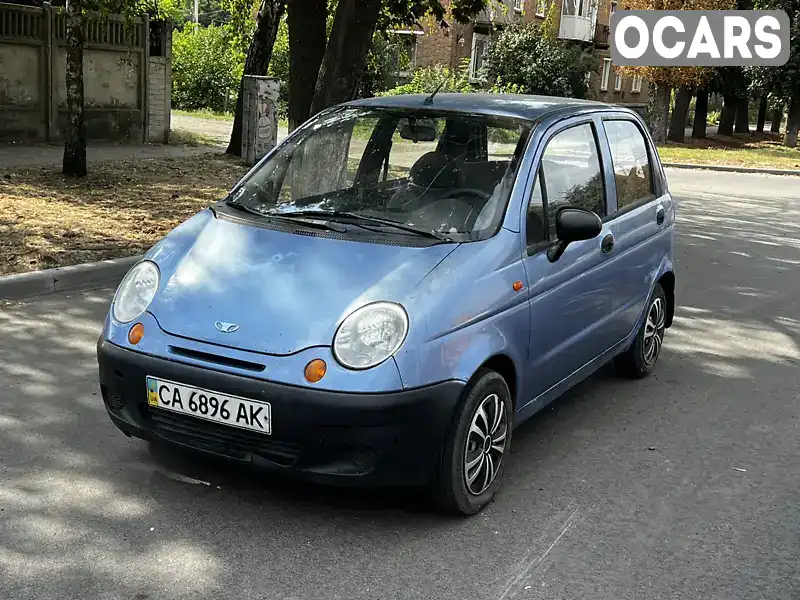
[435,369,512,516]
[616,283,667,378]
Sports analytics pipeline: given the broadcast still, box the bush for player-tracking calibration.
[359,33,412,98]
[707,110,721,126]
[482,23,596,99]
[379,61,474,96]
[172,24,243,113]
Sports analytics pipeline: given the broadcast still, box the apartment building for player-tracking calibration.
[391,0,647,107]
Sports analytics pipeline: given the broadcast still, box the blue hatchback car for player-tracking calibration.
[98,93,675,515]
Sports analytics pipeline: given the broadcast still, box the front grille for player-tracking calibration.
[101,385,126,410]
[147,408,299,466]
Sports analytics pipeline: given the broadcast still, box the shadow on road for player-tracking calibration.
[1,172,799,599]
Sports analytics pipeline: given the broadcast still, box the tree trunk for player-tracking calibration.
[667,87,692,143]
[309,0,383,118]
[785,97,800,148]
[287,0,327,131]
[226,0,286,156]
[692,88,708,139]
[647,83,670,144]
[756,95,767,133]
[770,105,783,133]
[718,94,736,136]
[734,96,750,134]
[63,0,86,177]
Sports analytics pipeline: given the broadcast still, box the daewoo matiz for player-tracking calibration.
[98,93,675,515]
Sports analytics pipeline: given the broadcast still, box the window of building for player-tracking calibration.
[600,58,612,91]
[614,71,622,92]
[536,0,547,16]
[631,75,643,93]
[470,33,489,79]
[514,0,524,11]
[604,119,654,210]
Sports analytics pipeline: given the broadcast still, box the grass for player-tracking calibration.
[656,132,800,170]
[170,129,225,147]
[173,108,234,121]
[0,153,248,276]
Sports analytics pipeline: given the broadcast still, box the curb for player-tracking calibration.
[0,255,142,301]
[662,162,800,177]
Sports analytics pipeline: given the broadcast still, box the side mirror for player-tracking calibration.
[547,207,602,262]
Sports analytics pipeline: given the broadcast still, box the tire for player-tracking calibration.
[616,283,667,379]
[434,369,513,516]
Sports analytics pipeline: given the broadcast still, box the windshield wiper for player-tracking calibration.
[277,210,451,241]
[224,201,346,233]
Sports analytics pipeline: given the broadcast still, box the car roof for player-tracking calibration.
[344,93,624,122]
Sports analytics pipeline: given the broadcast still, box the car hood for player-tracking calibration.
[145,210,457,355]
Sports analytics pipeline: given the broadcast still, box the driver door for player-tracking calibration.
[521,119,618,399]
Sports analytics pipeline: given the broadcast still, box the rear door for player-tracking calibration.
[599,116,674,342]
[521,118,618,397]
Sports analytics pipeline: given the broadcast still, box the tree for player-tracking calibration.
[667,87,693,143]
[616,0,734,143]
[749,0,800,146]
[482,22,596,98]
[756,95,768,133]
[692,88,709,139]
[63,0,87,177]
[225,0,286,156]
[287,0,327,130]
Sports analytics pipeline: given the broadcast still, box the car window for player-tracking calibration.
[526,170,546,246]
[539,123,606,235]
[604,119,654,209]
[227,107,531,242]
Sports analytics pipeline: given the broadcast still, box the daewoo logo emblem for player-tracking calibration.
[215,321,239,333]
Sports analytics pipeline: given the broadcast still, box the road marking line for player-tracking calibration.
[497,505,581,600]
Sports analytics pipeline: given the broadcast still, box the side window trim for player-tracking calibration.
[600,116,659,219]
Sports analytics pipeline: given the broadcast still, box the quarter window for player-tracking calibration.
[539,123,606,234]
[604,120,654,209]
[526,170,546,246]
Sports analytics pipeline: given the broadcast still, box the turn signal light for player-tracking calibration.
[304,359,327,383]
[128,323,144,345]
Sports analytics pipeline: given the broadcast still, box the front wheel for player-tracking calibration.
[616,283,667,378]
[434,369,513,516]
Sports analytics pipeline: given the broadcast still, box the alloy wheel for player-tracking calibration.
[463,393,507,496]
[643,296,666,366]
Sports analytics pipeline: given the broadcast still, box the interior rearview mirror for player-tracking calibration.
[399,120,437,143]
[547,207,603,263]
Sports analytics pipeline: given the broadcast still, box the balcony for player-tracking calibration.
[558,14,595,41]
[474,0,522,26]
[594,23,610,48]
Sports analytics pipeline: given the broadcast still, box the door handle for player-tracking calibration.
[656,207,666,225]
[601,233,615,254]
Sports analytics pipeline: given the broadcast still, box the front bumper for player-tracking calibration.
[97,339,465,487]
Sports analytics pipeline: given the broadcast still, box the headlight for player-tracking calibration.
[112,261,160,323]
[333,302,409,370]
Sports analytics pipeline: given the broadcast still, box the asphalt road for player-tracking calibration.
[1,169,799,600]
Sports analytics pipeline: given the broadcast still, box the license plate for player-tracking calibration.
[146,376,271,435]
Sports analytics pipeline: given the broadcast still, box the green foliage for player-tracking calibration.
[220,0,260,54]
[359,33,412,98]
[707,110,721,126]
[379,61,474,96]
[481,22,596,99]
[172,24,244,113]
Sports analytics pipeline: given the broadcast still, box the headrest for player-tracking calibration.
[409,152,462,189]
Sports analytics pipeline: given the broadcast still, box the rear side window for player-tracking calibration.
[604,120,654,209]
[540,123,606,236]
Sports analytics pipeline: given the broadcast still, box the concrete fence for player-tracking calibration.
[0,1,171,144]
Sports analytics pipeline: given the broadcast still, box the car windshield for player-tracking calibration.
[226,106,532,241]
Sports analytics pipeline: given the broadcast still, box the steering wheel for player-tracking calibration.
[437,187,492,215]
